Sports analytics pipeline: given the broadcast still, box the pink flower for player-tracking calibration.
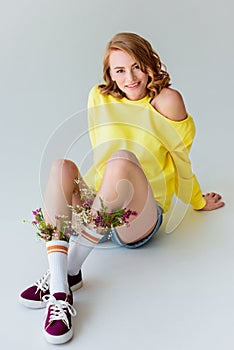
[32,220,38,225]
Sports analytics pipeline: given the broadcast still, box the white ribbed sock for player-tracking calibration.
[46,240,69,295]
[67,225,103,276]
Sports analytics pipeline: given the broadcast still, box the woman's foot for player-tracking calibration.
[43,292,76,344]
[19,270,83,308]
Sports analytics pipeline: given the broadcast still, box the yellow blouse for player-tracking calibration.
[84,85,206,212]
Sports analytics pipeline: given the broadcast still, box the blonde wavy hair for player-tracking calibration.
[98,32,171,99]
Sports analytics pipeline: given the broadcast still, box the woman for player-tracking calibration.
[19,32,224,344]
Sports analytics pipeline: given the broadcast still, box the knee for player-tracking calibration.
[105,150,140,175]
[109,150,139,164]
[50,159,79,180]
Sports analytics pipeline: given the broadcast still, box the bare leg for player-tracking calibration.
[43,159,96,280]
[92,150,158,244]
[43,159,82,225]
[43,152,157,244]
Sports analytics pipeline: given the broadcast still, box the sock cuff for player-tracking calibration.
[81,225,104,244]
[46,240,69,255]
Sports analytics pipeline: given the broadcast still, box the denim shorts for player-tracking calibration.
[100,205,163,249]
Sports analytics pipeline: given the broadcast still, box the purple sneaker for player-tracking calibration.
[19,270,50,308]
[19,270,83,308]
[43,293,76,344]
[68,270,83,292]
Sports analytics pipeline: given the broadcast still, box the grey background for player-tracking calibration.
[1,0,234,349]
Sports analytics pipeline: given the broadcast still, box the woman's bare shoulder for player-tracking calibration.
[151,87,187,121]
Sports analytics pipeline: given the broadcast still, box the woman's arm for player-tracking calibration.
[151,88,225,211]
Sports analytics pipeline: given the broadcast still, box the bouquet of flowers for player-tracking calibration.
[26,200,137,243]
[70,197,137,235]
[25,208,71,242]
[25,177,137,242]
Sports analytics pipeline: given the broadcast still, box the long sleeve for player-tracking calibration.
[164,116,206,210]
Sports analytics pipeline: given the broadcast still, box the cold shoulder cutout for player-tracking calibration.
[150,88,187,122]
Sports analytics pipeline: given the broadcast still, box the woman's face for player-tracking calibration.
[109,50,148,101]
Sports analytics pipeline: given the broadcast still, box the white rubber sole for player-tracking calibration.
[19,296,46,309]
[44,328,73,344]
[70,280,83,292]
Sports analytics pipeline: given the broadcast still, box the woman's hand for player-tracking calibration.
[199,192,225,211]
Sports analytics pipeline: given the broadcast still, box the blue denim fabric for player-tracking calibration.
[100,205,163,249]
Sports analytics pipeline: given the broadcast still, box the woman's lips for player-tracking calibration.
[125,82,140,89]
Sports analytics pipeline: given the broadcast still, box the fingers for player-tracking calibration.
[203,192,222,201]
[201,191,225,211]
[215,201,225,209]
[211,192,222,202]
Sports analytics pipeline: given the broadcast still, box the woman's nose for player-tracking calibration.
[126,70,135,82]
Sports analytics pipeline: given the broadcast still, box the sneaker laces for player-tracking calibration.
[34,270,50,294]
[43,295,77,329]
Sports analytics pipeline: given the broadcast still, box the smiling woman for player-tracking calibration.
[19,31,224,345]
[109,50,149,100]
[99,32,171,99]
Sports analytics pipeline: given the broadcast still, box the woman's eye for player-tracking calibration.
[133,65,140,70]
[116,69,124,73]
